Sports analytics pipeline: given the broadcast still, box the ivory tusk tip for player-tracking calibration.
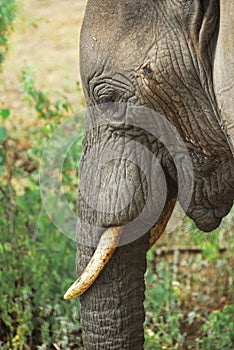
[63,291,72,300]
[63,291,73,300]
[63,292,76,300]
[63,282,81,300]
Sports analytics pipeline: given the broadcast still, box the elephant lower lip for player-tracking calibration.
[187,200,233,233]
[184,155,234,232]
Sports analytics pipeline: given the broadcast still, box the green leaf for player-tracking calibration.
[0,108,10,119]
[0,125,7,142]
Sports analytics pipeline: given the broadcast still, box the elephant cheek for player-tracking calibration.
[186,158,234,232]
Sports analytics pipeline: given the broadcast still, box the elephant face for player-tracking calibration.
[64,1,234,348]
[79,0,234,234]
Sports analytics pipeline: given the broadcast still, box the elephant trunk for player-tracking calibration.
[65,123,151,349]
[77,232,149,350]
[64,114,175,348]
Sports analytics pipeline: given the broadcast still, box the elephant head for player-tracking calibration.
[65,1,234,348]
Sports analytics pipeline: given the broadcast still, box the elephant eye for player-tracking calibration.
[98,94,119,105]
[97,93,127,121]
[91,76,135,106]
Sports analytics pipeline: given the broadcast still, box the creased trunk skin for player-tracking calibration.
[77,232,149,350]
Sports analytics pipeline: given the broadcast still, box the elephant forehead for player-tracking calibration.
[81,3,157,66]
[80,1,189,82]
[83,0,158,34]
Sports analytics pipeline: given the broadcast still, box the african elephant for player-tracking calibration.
[64,1,234,349]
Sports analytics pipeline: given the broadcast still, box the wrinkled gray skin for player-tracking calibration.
[76,1,234,349]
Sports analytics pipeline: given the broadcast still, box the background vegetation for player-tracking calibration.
[0,1,233,349]
[0,0,16,66]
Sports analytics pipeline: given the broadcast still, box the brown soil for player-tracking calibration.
[0,0,87,121]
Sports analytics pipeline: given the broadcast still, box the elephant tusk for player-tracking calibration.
[64,197,176,300]
[64,226,122,300]
[149,196,177,250]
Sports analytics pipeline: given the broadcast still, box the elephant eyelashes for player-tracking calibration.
[98,94,119,105]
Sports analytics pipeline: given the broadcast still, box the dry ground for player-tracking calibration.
[0,0,87,122]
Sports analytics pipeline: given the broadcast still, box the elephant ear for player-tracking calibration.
[181,0,220,116]
[183,0,219,64]
[175,1,234,231]
[183,0,233,148]
[214,0,234,148]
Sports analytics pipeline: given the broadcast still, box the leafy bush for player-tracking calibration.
[144,256,184,349]
[144,214,234,349]
[0,206,82,349]
[196,305,234,349]
[0,69,84,349]
[22,67,72,120]
[0,0,16,66]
